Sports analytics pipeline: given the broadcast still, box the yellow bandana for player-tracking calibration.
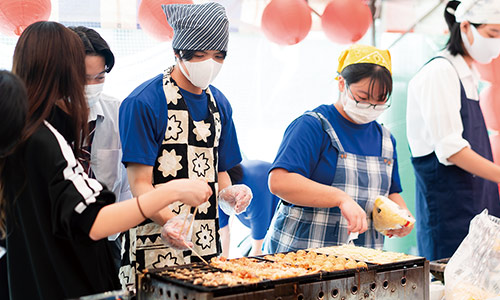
[337,44,392,76]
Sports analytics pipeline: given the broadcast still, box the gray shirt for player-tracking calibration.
[89,93,132,239]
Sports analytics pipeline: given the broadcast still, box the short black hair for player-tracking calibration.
[0,70,27,158]
[69,26,115,72]
[340,63,392,102]
[173,49,227,61]
[444,1,482,56]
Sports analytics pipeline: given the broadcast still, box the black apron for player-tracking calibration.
[119,67,221,288]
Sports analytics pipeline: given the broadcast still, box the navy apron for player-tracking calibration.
[412,57,500,261]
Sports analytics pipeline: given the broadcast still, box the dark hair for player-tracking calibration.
[173,49,227,61]
[0,70,28,238]
[69,26,115,72]
[444,0,482,56]
[227,164,243,184]
[12,21,88,156]
[0,71,27,158]
[340,63,393,102]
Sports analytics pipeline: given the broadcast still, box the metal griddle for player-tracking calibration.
[137,252,429,300]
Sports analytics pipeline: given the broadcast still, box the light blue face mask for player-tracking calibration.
[85,83,104,108]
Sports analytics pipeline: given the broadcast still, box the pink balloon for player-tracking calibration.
[321,0,372,44]
[261,0,312,45]
[475,56,500,83]
[480,85,500,131]
[0,0,51,36]
[138,0,193,42]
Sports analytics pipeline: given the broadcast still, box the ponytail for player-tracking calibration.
[445,1,466,56]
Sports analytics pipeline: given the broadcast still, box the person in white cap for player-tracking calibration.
[118,2,251,288]
[407,0,500,261]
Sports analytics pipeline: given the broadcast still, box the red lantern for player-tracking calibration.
[475,56,500,83]
[0,0,51,36]
[321,0,372,44]
[138,0,193,42]
[261,0,312,45]
[480,85,500,131]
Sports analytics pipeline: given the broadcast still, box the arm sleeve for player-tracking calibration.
[118,163,133,202]
[389,135,403,194]
[218,206,229,228]
[119,96,164,166]
[247,194,275,240]
[410,60,470,165]
[29,125,115,241]
[211,87,242,172]
[271,114,330,179]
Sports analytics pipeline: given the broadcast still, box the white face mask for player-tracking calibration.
[178,58,223,90]
[341,90,386,124]
[84,83,104,109]
[461,25,500,64]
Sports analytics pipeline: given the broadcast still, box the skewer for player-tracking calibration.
[185,206,198,235]
[179,206,191,237]
[183,240,209,265]
[177,206,203,263]
[179,176,205,235]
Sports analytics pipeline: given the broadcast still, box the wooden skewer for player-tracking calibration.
[185,206,198,235]
[178,206,204,263]
[179,207,190,237]
[183,240,208,265]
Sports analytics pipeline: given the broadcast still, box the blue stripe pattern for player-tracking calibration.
[163,2,229,51]
[264,112,394,253]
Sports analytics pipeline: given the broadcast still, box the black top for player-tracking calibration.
[4,117,120,300]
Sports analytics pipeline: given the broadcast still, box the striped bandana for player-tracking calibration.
[163,2,229,51]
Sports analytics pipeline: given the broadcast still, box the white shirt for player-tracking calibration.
[406,50,481,166]
[89,93,132,236]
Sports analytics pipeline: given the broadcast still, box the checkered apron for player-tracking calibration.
[265,111,393,253]
[119,66,222,288]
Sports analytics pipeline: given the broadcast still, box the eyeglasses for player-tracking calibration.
[86,70,106,83]
[346,84,391,111]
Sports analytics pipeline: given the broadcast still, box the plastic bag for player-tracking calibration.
[444,209,500,300]
[218,184,252,215]
[372,195,415,236]
[160,213,194,250]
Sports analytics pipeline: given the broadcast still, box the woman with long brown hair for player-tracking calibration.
[1,21,211,300]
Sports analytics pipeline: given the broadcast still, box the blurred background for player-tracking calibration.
[0,0,456,256]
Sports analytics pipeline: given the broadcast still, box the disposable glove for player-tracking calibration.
[160,213,194,250]
[218,184,253,215]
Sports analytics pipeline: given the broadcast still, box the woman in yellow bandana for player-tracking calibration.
[264,44,413,253]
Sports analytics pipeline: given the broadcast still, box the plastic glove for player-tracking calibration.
[160,213,194,250]
[218,184,253,215]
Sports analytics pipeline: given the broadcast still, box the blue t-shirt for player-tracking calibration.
[271,104,402,194]
[119,74,242,171]
[218,160,280,240]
